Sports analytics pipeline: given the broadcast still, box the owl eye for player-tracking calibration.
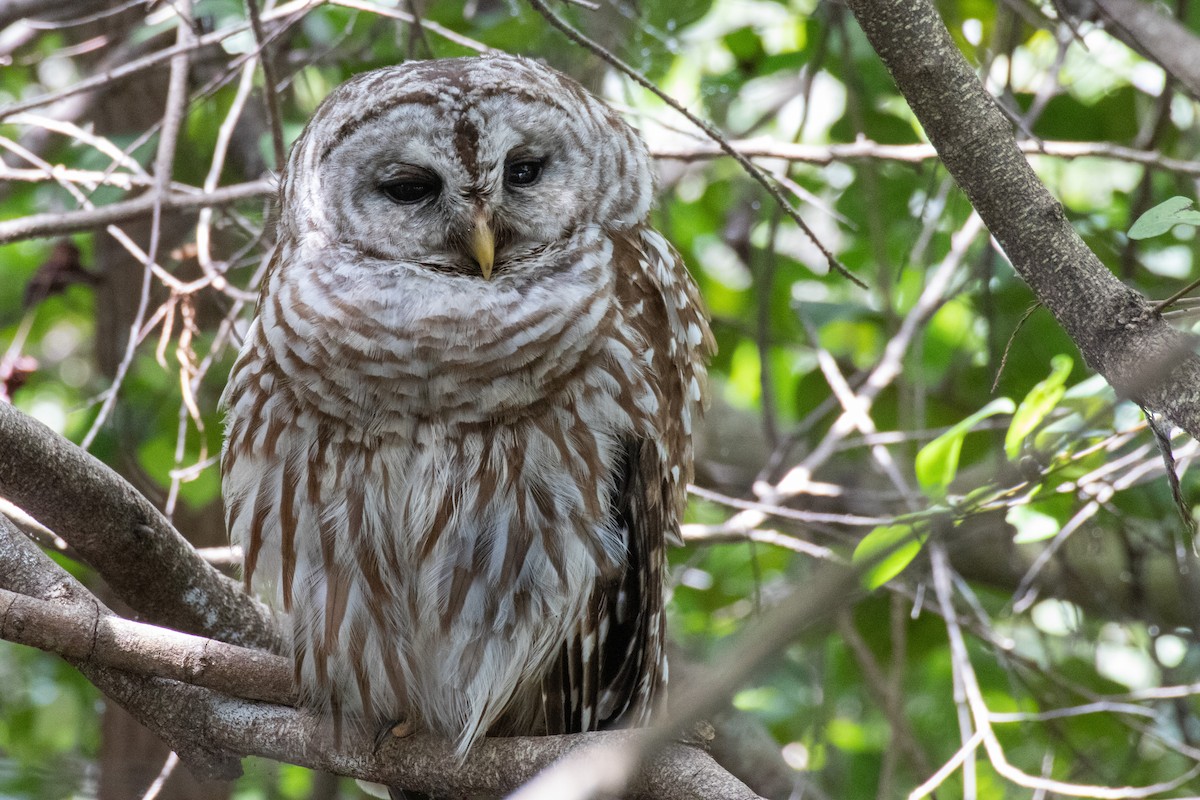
[505,158,544,187]
[380,171,441,204]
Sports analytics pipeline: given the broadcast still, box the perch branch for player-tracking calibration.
[0,431,759,798]
[0,402,280,651]
[0,587,294,705]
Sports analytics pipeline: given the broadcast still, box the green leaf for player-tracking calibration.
[1008,505,1061,543]
[1128,196,1200,240]
[853,524,926,589]
[915,398,1016,495]
[1005,354,1073,459]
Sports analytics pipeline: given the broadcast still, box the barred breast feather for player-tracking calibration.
[220,53,713,761]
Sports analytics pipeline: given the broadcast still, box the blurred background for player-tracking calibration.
[4,0,1200,797]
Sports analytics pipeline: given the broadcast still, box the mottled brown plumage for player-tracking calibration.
[221,54,713,765]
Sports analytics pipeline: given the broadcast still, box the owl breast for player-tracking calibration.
[257,226,628,433]
[222,229,664,750]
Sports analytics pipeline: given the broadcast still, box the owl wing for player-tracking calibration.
[540,436,662,734]
[539,226,714,735]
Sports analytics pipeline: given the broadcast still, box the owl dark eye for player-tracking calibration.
[380,171,440,204]
[505,158,544,187]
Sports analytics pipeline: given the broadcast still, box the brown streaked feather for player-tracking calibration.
[243,478,272,591]
[221,56,715,778]
[278,457,300,611]
[538,437,664,734]
[533,225,712,737]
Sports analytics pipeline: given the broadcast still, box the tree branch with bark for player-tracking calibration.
[5,0,1200,797]
[845,0,1200,438]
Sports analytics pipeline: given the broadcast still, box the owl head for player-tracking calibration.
[278,54,654,282]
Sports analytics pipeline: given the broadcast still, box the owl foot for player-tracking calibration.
[390,716,417,738]
[373,713,416,752]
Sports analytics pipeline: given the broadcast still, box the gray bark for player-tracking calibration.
[844,0,1200,440]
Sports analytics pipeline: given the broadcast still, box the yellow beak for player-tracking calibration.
[470,212,495,280]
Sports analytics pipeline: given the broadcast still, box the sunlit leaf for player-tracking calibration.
[1007,505,1061,543]
[915,398,1016,495]
[853,523,925,589]
[1005,354,1073,459]
[1128,196,1200,240]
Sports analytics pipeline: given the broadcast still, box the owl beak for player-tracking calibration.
[470,212,495,280]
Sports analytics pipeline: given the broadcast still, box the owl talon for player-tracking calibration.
[374,715,416,752]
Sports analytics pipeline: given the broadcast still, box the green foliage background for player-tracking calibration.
[4,0,1200,797]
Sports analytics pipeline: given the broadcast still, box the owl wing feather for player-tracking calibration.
[540,437,660,734]
[537,225,713,735]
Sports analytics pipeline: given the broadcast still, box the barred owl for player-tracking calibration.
[221,54,713,767]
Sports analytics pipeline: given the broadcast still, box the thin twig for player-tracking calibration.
[930,544,1200,798]
[0,0,318,121]
[651,137,1200,176]
[726,213,985,539]
[1151,272,1200,314]
[196,61,259,279]
[139,752,179,800]
[81,0,194,449]
[327,0,493,52]
[245,0,287,171]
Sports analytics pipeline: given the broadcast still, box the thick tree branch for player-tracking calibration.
[0,513,243,779]
[172,683,757,799]
[217,705,758,800]
[844,0,1200,441]
[0,402,279,650]
[0,587,294,705]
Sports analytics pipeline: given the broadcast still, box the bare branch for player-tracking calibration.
[1085,0,1200,100]
[0,512,244,779]
[0,402,279,651]
[0,178,272,244]
[79,0,196,449]
[525,0,864,288]
[2,138,1192,246]
[652,137,1200,177]
[245,0,287,171]
[193,687,758,799]
[327,0,493,52]
[0,0,317,121]
[0,503,757,797]
[927,544,1200,798]
[0,587,294,705]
